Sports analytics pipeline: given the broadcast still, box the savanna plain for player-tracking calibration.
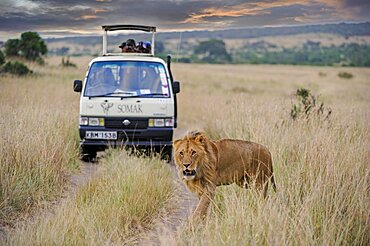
[0,56,369,245]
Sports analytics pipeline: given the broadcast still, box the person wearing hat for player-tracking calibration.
[144,41,151,53]
[119,42,126,52]
[136,41,145,53]
[119,39,136,53]
[126,39,136,53]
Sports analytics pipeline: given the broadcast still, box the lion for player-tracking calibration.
[174,131,276,218]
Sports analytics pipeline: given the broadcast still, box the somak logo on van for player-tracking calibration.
[117,104,143,113]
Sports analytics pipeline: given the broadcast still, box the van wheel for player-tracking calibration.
[161,146,173,163]
[80,147,97,162]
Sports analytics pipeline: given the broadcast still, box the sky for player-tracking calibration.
[0,0,369,40]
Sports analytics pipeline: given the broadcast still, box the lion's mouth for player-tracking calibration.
[183,169,196,180]
[183,169,196,176]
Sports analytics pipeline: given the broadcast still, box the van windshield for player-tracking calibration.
[84,61,170,98]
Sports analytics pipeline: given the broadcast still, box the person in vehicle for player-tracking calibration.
[121,39,136,53]
[86,66,116,95]
[136,41,151,53]
[119,42,126,52]
[118,65,139,91]
[119,39,151,53]
[140,66,161,93]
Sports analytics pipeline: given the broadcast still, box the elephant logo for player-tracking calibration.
[101,102,113,115]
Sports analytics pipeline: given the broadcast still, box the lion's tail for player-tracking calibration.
[268,151,277,192]
[270,174,277,192]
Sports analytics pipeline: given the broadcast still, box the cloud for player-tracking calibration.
[0,0,369,40]
[317,0,370,19]
[95,8,108,14]
[183,5,268,24]
[183,1,312,24]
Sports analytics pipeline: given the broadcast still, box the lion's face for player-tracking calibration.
[174,135,206,181]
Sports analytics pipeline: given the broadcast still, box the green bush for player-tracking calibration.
[61,57,76,67]
[36,57,45,65]
[290,88,331,120]
[338,72,354,79]
[4,39,20,56]
[2,61,32,76]
[318,71,327,77]
[0,50,5,66]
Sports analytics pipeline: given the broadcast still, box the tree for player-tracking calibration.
[19,32,47,60]
[4,39,20,56]
[0,50,5,66]
[194,39,232,63]
[2,61,32,76]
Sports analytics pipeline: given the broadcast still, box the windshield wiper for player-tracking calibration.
[120,93,166,99]
[88,91,136,99]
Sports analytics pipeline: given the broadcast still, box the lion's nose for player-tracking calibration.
[183,163,191,169]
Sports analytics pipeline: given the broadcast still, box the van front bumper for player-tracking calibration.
[79,126,173,149]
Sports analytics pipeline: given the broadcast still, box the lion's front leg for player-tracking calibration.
[192,185,216,219]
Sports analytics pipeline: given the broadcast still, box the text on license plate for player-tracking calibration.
[85,131,117,140]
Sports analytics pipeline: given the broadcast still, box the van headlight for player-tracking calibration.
[79,117,88,126]
[148,118,174,127]
[80,117,104,126]
[165,118,174,127]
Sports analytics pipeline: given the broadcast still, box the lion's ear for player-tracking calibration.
[174,139,182,148]
[195,132,207,145]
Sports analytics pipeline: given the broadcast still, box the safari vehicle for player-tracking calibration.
[73,25,180,161]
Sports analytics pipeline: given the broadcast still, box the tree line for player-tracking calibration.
[176,39,370,67]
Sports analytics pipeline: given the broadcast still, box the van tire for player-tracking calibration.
[162,146,173,163]
[80,146,97,162]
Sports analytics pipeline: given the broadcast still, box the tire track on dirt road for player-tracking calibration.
[136,128,199,245]
[137,163,198,245]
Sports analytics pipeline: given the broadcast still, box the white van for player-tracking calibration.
[73,25,180,161]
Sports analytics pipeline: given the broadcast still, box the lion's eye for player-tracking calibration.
[179,151,184,157]
[191,150,197,156]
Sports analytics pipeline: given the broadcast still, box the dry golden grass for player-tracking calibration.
[0,59,82,226]
[170,63,369,244]
[1,56,369,244]
[4,150,174,245]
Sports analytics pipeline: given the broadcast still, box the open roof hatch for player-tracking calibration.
[101,24,157,56]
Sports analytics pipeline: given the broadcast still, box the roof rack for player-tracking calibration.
[101,24,156,56]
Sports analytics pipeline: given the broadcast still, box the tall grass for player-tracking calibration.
[170,64,370,244]
[1,58,368,244]
[4,150,174,245]
[174,99,369,245]
[0,62,80,226]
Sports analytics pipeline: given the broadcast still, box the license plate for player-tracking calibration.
[85,131,117,140]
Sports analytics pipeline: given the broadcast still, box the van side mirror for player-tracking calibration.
[173,81,180,94]
[73,80,82,93]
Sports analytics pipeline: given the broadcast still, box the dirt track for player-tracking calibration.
[135,129,199,244]
[71,155,197,245]
[74,154,198,245]
[137,163,198,245]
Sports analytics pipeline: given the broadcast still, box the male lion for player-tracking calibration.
[174,131,276,218]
